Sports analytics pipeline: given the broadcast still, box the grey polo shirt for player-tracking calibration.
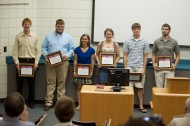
[152,36,180,61]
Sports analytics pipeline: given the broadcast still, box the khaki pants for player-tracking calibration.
[45,60,69,106]
[154,70,174,88]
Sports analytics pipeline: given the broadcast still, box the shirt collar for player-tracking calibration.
[3,114,20,122]
[130,36,142,42]
[160,36,172,42]
[21,31,33,36]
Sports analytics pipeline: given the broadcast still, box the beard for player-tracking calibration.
[162,32,169,36]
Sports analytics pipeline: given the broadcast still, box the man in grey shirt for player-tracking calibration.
[0,92,34,126]
[152,23,180,88]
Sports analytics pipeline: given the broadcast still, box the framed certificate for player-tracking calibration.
[46,51,64,67]
[76,64,91,77]
[129,72,142,82]
[157,56,172,69]
[19,63,34,77]
[100,53,115,66]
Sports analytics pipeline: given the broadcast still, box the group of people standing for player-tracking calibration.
[11,18,180,114]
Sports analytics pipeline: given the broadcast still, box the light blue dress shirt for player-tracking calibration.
[41,31,74,58]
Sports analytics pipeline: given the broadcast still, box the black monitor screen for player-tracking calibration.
[108,68,130,86]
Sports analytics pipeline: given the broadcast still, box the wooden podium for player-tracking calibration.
[166,77,190,94]
[151,77,190,125]
[80,85,134,126]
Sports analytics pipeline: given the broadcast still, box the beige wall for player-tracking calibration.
[0,0,190,98]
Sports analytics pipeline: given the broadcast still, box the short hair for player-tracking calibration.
[4,92,25,117]
[56,19,65,25]
[162,23,171,31]
[104,28,114,37]
[54,96,75,122]
[80,34,91,47]
[131,23,141,30]
[22,18,32,26]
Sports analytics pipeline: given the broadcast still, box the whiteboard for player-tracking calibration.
[92,0,190,46]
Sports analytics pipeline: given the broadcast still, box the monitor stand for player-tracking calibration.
[112,83,125,92]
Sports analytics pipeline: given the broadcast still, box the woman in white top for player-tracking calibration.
[95,28,120,85]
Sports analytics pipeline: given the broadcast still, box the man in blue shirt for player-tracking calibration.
[42,19,74,111]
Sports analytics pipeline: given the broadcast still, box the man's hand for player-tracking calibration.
[153,63,160,71]
[34,64,38,71]
[62,55,67,60]
[16,64,20,71]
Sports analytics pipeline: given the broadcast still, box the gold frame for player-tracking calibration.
[100,53,115,66]
[46,50,64,67]
[19,63,34,77]
[129,72,142,82]
[76,64,91,77]
[157,56,172,69]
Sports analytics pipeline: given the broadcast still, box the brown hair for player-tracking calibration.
[104,28,114,37]
[80,33,91,47]
[131,23,141,30]
[56,19,65,25]
[22,18,32,26]
[4,92,25,117]
[162,23,171,31]
[54,96,75,122]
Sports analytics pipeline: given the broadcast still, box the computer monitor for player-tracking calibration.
[108,68,130,91]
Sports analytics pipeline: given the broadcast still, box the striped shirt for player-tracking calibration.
[123,36,149,67]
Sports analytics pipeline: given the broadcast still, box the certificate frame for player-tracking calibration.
[129,72,142,82]
[157,56,172,69]
[46,51,64,67]
[19,63,34,77]
[76,64,91,77]
[100,53,115,66]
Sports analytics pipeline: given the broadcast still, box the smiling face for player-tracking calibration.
[105,31,113,41]
[55,24,64,34]
[22,21,31,32]
[80,34,90,47]
[132,27,141,37]
[81,36,89,46]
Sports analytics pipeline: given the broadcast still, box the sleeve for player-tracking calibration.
[35,36,42,64]
[152,41,157,53]
[12,36,19,64]
[66,36,74,58]
[174,41,180,54]
[41,36,49,56]
[122,40,128,53]
[90,47,95,55]
[144,40,149,53]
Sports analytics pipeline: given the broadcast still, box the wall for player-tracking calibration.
[0,0,190,98]
[0,0,92,98]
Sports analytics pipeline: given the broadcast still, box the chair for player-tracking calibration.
[72,120,96,126]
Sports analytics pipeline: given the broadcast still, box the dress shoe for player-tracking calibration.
[28,101,35,109]
[44,105,51,111]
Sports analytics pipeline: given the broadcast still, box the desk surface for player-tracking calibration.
[81,85,134,95]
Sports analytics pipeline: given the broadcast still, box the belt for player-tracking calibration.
[18,58,35,64]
